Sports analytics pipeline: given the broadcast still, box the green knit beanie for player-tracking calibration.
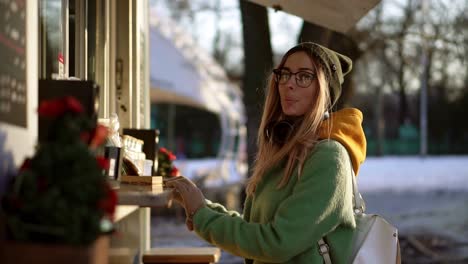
[283,42,353,108]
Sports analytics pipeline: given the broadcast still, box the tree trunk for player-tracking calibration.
[397,37,408,126]
[376,43,386,156]
[239,0,273,177]
[396,0,414,126]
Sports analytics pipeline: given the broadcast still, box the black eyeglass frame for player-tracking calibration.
[273,68,317,88]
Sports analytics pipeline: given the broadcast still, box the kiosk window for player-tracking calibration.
[39,0,65,79]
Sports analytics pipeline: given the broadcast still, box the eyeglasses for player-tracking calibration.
[273,68,316,88]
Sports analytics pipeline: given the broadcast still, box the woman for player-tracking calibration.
[166,42,366,264]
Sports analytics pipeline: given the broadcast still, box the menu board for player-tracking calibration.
[0,0,27,128]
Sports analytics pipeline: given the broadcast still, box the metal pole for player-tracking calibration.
[419,0,428,156]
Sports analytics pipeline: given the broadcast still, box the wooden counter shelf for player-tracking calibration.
[115,181,172,208]
[143,247,221,264]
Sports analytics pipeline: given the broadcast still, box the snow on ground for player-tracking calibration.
[175,156,468,192]
[357,156,468,192]
[357,156,468,241]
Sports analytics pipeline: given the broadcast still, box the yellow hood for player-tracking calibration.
[318,108,367,176]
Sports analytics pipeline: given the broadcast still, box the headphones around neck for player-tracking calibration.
[264,112,330,146]
[265,120,296,146]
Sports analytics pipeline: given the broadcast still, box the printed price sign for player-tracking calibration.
[0,0,27,128]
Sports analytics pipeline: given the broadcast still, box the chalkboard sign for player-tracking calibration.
[0,0,27,128]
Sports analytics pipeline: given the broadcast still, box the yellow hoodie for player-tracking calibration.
[319,108,367,175]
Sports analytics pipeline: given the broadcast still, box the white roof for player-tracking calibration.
[149,13,245,123]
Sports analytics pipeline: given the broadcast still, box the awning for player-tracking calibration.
[247,0,381,33]
[149,22,219,113]
[149,14,245,123]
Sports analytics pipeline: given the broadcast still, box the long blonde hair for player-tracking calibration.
[246,50,332,196]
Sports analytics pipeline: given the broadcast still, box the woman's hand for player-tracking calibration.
[165,176,206,231]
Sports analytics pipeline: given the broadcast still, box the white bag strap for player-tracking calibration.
[318,238,332,264]
[351,169,366,214]
[318,143,365,264]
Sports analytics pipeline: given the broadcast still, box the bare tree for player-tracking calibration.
[394,0,416,126]
[369,4,386,156]
[239,0,273,177]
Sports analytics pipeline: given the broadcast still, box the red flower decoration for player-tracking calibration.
[159,147,168,154]
[19,158,31,172]
[80,131,91,144]
[157,147,178,177]
[98,184,117,220]
[170,167,179,177]
[64,96,84,113]
[38,96,84,117]
[159,148,176,161]
[168,152,176,161]
[4,95,117,244]
[96,156,110,171]
[90,125,108,149]
[38,100,65,117]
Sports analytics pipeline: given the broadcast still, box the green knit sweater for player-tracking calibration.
[193,140,356,264]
